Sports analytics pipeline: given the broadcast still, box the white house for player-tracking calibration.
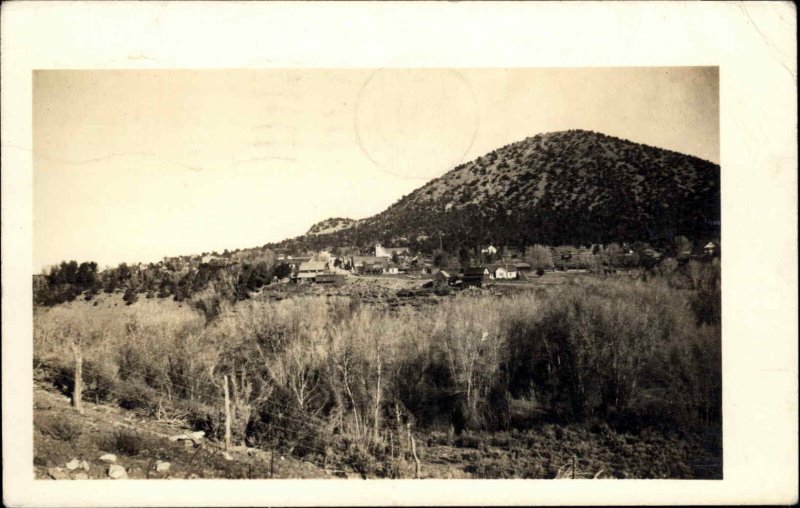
[492,264,518,280]
[382,264,400,275]
[316,250,333,262]
[481,245,498,255]
[375,243,410,258]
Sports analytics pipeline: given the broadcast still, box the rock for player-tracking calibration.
[222,452,234,461]
[72,471,89,480]
[47,467,70,480]
[189,431,205,444]
[80,460,91,471]
[168,434,184,442]
[155,461,171,472]
[99,454,117,464]
[183,439,194,448]
[107,464,128,479]
[65,458,81,471]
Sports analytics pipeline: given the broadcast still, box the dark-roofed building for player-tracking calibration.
[513,262,532,273]
[462,266,490,288]
[315,272,346,284]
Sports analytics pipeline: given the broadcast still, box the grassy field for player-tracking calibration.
[33,265,721,479]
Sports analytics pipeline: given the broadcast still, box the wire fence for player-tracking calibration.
[36,356,421,475]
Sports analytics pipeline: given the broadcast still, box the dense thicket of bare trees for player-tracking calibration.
[34,262,721,470]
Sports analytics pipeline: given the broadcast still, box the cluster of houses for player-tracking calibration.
[437,262,534,289]
[208,240,722,286]
[279,243,414,283]
[278,240,540,286]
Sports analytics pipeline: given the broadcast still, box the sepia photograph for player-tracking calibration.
[31,67,722,481]
[2,2,796,506]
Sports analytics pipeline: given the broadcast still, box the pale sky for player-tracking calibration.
[33,67,718,271]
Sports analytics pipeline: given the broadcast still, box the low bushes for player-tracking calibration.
[42,418,83,442]
[114,382,160,415]
[104,428,145,456]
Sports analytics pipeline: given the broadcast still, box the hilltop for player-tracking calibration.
[270,130,719,254]
[306,217,358,236]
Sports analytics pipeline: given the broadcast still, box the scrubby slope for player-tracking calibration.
[272,130,719,252]
[306,217,358,236]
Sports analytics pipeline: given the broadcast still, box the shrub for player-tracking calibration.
[82,360,118,403]
[114,382,159,415]
[43,418,82,442]
[123,287,138,305]
[455,433,484,449]
[344,441,378,476]
[526,245,554,272]
[104,428,144,456]
[36,359,76,397]
[179,400,225,441]
[379,455,415,479]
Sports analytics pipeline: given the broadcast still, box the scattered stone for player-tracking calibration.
[65,458,81,471]
[47,467,70,480]
[80,460,91,471]
[107,464,128,479]
[183,439,194,448]
[189,431,205,443]
[155,461,171,472]
[222,452,234,461]
[168,434,183,442]
[72,471,89,480]
[99,454,117,464]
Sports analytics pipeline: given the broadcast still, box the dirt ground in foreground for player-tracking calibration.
[34,382,720,480]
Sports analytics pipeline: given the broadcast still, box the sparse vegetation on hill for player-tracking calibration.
[306,217,358,236]
[268,130,719,255]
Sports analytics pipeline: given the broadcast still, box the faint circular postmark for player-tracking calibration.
[354,69,479,180]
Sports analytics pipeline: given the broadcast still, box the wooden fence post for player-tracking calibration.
[410,434,421,479]
[73,351,83,414]
[223,374,232,451]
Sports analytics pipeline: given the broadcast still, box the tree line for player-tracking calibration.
[34,257,293,308]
